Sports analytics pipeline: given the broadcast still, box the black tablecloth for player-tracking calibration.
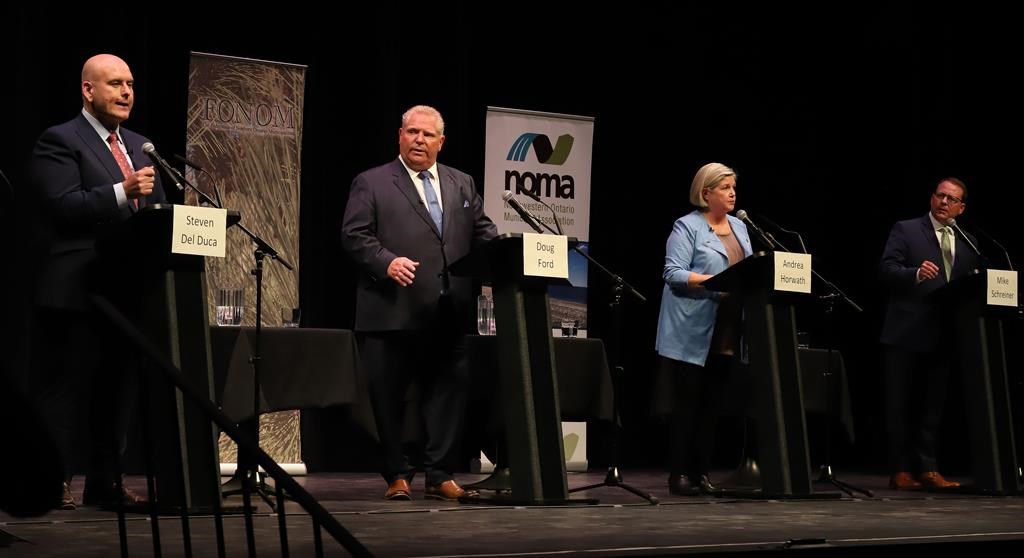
[467,335,614,422]
[794,348,856,443]
[209,326,376,436]
[208,328,615,457]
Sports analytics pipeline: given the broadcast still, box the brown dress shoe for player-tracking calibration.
[82,484,147,511]
[424,480,476,501]
[58,482,77,510]
[889,471,923,490]
[919,471,960,488]
[383,479,412,500]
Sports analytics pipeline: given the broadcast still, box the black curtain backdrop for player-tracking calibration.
[3,5,1021,474]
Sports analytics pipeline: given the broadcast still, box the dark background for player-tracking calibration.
[2,5,1021,475]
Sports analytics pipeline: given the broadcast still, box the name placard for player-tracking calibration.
[171,204,227,257]
[987,269,1018,307]
[774,251,812,293]
[522,232,568,278]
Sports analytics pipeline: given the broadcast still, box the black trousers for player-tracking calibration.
[882,344,952,473]
[358,329,469,486]
[29,306,138,486]
[664,354,734,477]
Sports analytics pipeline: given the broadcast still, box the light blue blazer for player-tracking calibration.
[655,210,753,366]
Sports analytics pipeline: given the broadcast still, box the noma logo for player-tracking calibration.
[506,133,574,165]
[504,132,577,199]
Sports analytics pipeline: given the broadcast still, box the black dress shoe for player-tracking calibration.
[668,474,699,496]
[697,474,717,494]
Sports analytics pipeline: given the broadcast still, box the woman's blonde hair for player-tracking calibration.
[689,162,736,207]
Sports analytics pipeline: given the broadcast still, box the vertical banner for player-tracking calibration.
[483,107,593,336]
[186,52,306,468]
[482,108,595,471]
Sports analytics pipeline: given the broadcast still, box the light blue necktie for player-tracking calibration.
[419,170,443,234]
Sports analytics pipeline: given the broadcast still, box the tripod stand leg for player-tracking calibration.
[567,467,659,505]
[816,465,873,498]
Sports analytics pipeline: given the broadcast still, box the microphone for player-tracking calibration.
[517,188,564,235]
[948,218,983,258]
[974,226,1015,272]
[141,142,184,191]
[501,191,544,233]
[735,209,776,250]
[172,153,205,172]
[173,153,222,206]
[758,213,807,254]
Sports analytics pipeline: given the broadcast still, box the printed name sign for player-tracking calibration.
[522,232,568,278]
[987,269,1018,307]
[171,204,227,257]
[774,252,812,293]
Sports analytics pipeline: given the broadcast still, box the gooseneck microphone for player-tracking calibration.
[947,218,983,259]
[501,191,545,233]
[974,226,1015,271]
[172,153,205,172]
[517,189,564,235]
[141,142,184,191]
[735,209,776,249]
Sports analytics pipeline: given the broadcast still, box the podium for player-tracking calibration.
[703,251,820,497]
[450,233,591,504]
[933,271,1021,494]
[95,204,237,512]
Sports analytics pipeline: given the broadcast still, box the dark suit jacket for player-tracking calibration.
[342,159,497,331]
[879,214,981,352]
[29,113,166,311]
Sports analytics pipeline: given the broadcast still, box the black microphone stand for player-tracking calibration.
[516,195,657,504]
[155,159,294,511]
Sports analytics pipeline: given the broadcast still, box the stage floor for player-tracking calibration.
[2,470,1022,557]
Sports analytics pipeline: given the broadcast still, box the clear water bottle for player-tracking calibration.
[477,294,495,335]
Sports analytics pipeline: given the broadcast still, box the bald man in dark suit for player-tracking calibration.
[29,54,165,510]
[342,105,496,501]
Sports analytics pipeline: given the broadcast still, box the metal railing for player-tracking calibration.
[91,294,371,558]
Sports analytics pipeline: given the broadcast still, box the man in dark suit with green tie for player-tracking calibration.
[879,177,980,490]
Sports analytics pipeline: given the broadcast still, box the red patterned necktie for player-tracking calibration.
[107,132,138,209]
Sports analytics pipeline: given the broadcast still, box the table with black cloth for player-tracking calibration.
[652,347,855,443]
[466,335,614,423]
[207,328,614,469]
[797,348,855,444]
[208,327,377,438]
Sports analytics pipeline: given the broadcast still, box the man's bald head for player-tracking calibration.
[81,54,134,129]
[82,54,130,81]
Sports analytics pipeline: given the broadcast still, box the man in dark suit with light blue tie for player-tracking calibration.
[342,105,497,501]
[879,177,980,490]
[28,54,165,510]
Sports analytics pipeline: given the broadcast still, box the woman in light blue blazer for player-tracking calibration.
[655,162,753,495]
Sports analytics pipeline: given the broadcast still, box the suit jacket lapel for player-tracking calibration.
[391,161,440,237]
[438,165,459,241]
[918,215,942,264]
[75,115,137,213]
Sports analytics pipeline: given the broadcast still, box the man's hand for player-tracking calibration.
[387,257,420,287]
[917,260,940,281]
[124,166,156,199]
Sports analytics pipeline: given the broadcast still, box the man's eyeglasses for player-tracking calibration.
[932,192,963,205]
